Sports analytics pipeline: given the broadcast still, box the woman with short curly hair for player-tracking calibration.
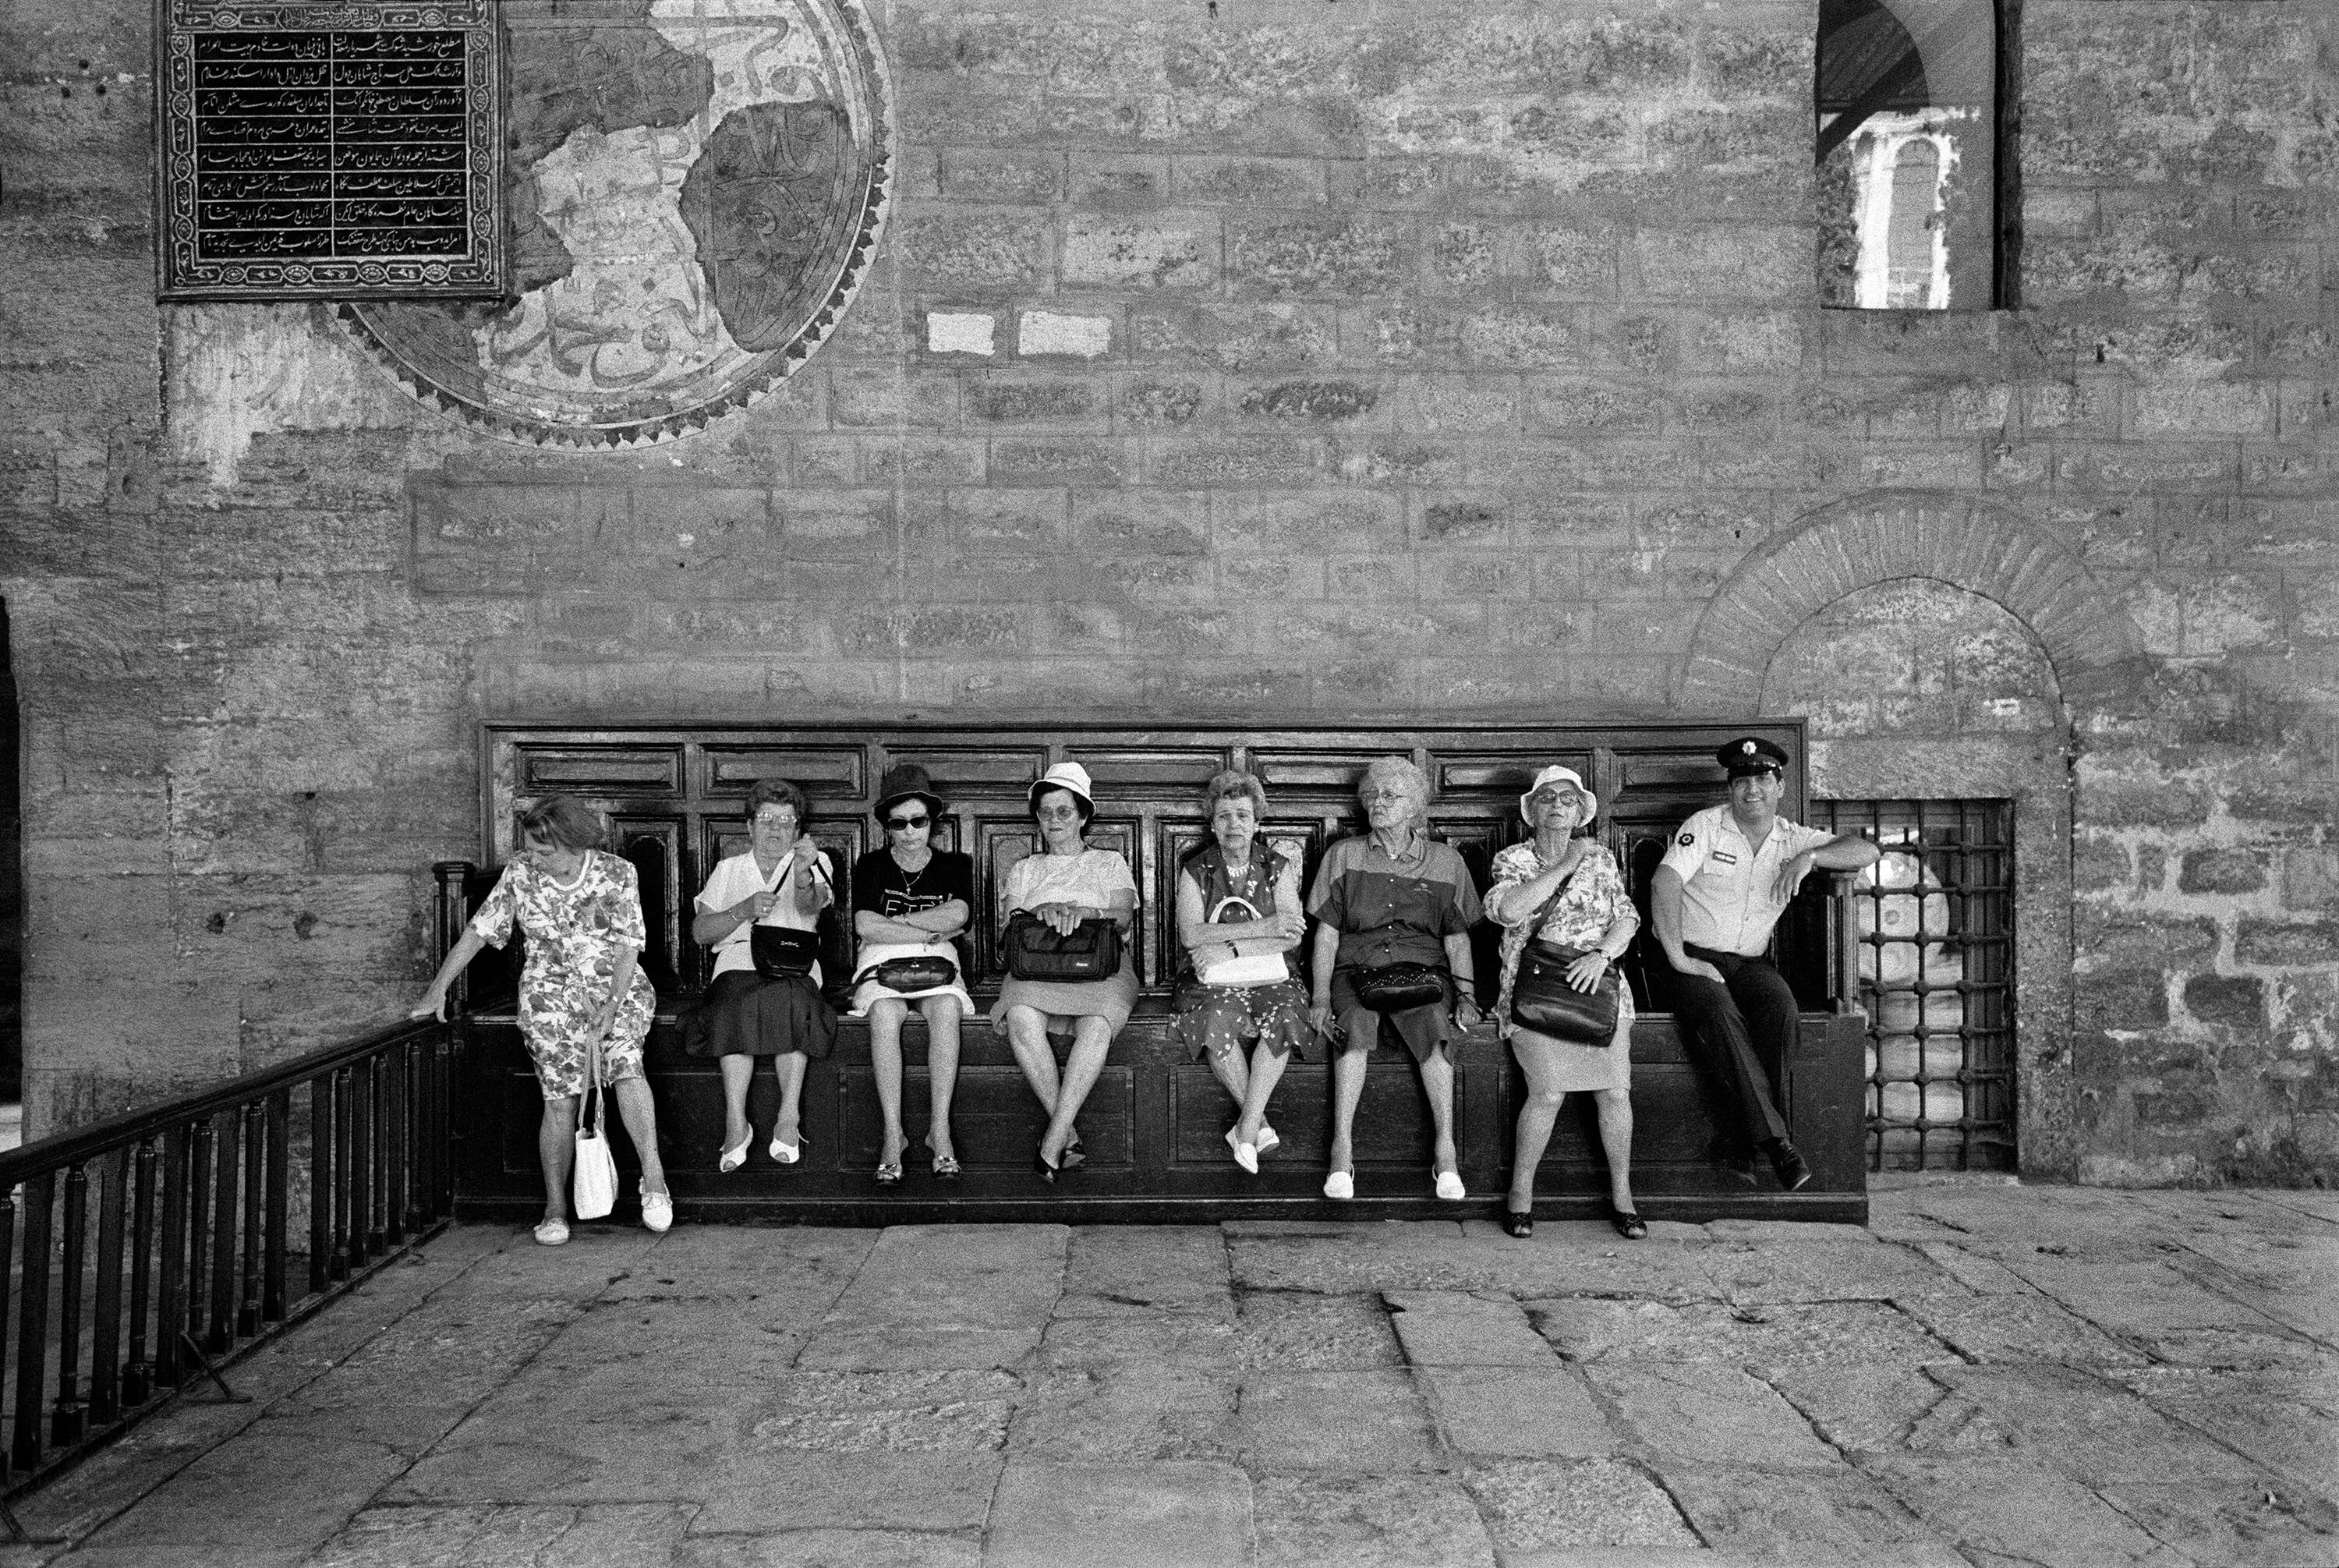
[685,778,838,1173]
[1307,756,1484,1202]
[1173,770,1313,1173]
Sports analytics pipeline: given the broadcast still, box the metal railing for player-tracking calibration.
[0,1015,458,1496]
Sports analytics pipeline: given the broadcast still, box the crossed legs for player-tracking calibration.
[1004,1004,1112,1168]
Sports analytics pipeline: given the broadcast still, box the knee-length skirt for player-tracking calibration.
[989,958,1138,1042]
[682,970,837,1060]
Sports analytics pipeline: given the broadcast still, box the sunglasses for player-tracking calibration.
[884,812,931,830]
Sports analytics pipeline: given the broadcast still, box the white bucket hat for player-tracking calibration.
[1519,765,1597,825]
[1029,761,1095,812]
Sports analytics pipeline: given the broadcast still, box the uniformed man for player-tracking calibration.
[1651,737,1881,1190]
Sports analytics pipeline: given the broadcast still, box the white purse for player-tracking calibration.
[571,1034,617,1220]
[1198,950,1289,988]
[1194,894,1290,988]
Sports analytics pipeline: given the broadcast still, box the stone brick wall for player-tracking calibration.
[2,0,2335,1181]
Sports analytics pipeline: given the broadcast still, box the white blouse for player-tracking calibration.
[696,848,836,981]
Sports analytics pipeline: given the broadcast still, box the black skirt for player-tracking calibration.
[681,970,837,1060]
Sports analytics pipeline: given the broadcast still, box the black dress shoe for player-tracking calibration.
[1766,1139,1813,1191]
[1609,1207,1648,1241]
[1502,1209,1534,1239]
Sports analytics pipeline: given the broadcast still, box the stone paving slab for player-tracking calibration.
[8,1191,2338,1567]
[1057,1225,1234,1318]
[983,1460,1250,1568]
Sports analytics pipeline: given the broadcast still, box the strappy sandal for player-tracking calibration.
[1610,1207,1648,1241]
[1503,1209,1534,1240]
[931,1152,961,1180]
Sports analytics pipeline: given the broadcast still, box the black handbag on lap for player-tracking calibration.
[1003,912,1123,982]
[750,925,819,980]
[1509,938,1621,1045]
[864,954,961,993]
[1352,961,1447,1012]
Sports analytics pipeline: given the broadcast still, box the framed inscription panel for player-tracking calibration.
[156,0,505,299]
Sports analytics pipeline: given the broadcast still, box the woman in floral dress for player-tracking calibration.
[1486,765,1641,1241]
[413,794,671,1245]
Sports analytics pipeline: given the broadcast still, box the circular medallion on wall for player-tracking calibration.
[338,0,892,448]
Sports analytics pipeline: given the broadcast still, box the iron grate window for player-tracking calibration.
[1811,799,2016,1171]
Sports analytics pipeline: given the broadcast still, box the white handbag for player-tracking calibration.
[1198,949,1289,988]
[571,1034,617,1221]
[1195,894,1290,988]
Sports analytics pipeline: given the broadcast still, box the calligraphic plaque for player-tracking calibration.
[156,0,504,299]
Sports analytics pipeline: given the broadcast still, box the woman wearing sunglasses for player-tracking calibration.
[850,765,975,1183]
[685,779,837,1173]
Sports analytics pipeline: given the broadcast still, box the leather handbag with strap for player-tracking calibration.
[1501,850,1622,1046]
[750,924,820,980]
[1003,911,1123,982]
[859,951,961,993]
[1352,960,1448,1013]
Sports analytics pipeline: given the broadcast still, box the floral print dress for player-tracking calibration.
[1488,839,1638,1042]
[469,850,658,1099]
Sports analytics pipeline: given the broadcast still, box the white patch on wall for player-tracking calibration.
[1017,310,1113,359]
[926,312,996,356]
[165,306,412,487]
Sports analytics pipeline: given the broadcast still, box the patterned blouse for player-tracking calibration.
[1488,839,1636,1029]
[469,850,658,1030]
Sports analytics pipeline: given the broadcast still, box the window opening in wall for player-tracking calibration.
[1815,0,2015,311]
[1812,798,2015,1170]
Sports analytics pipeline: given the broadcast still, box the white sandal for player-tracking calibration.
[640,1184,673,1234]
[533,1217,570,1247]
[770,1127,806,1164]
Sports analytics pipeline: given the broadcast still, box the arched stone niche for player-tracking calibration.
[1679,492,2124,1179]
[1759,579,2076,1177]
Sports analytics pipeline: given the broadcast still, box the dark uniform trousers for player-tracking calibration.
[1672,943,1796,1152]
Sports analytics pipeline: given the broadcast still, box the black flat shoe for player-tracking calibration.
[1610,1209,1648,1241]
[1503,1209,1534,1240]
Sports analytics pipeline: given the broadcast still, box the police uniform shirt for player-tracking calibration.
[1658,805,1836,957]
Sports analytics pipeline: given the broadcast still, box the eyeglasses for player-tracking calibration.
[1035,805,1083,822]
[885,813,930,831]
[1360,789,1414,803]
[751,813,799,830]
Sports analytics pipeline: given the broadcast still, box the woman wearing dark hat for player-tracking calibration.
[685,779,838,1172]
[1486,765,1643,1240]
[993,761,1138,1180]
[851,764,975,1183]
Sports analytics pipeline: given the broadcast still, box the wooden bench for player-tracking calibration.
[437,722,1870,1224]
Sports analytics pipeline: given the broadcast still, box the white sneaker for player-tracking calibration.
[533,1217,570,1246]
[1323,1170,1354,1201]
[1435,1170,1467,1202]
[641,1185,673,1234]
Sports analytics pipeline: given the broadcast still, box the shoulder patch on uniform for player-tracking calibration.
[1677,832,1695,846]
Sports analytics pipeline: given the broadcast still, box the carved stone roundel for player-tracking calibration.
[338,0,893,448]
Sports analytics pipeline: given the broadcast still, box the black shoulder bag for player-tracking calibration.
[1503,852,1622,1046]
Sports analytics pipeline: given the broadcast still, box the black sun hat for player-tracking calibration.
[873,763,947,823]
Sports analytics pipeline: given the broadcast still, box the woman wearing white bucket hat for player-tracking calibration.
[992,761,1139,1181]
[1484,765,1644,1241]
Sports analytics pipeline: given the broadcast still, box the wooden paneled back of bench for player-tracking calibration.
[471,720,1836,1011]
